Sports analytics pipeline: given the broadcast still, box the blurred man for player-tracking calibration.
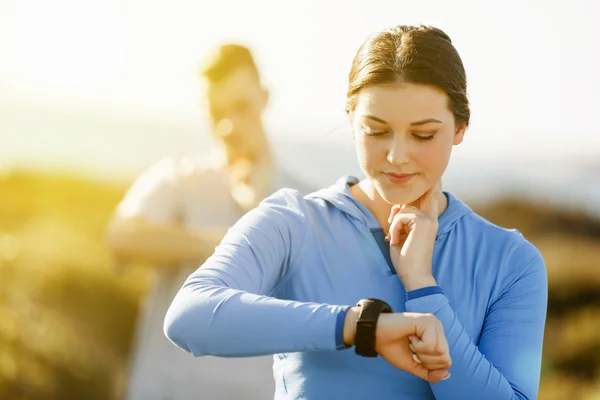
[107,43,311,400]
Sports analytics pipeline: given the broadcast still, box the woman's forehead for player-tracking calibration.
[354,84,451,123]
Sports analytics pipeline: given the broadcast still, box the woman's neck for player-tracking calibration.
[351,179,448,234]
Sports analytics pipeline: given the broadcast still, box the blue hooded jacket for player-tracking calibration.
[165,176,547,400]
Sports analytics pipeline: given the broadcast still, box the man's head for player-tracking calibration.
[200,44,269,160]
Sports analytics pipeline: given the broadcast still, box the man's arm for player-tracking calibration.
[107,216,229,267]
[106,158,228,268]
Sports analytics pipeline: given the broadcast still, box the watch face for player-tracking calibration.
[360,298,387,306]
[358,298,393,313]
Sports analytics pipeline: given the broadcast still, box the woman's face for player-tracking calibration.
[350,83,466,205]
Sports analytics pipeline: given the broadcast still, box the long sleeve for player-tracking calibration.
[163,189,348,358]
[406,239,548,400]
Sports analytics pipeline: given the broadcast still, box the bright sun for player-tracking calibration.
[11,0,128,90]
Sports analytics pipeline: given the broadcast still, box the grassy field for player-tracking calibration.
[1,170,599,399]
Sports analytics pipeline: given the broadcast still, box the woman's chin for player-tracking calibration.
[376,187,422,206]
[374,175,437,205]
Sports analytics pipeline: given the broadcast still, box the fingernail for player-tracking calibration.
[441,374,451,381]
[412,353,422,364]
[384,235,390,242]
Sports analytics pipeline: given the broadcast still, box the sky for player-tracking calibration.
[0,0,599,162]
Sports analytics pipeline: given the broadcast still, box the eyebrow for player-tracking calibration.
[364,115,443,126]
[410,118,443,126]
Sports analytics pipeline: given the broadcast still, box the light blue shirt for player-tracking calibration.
[165,176,547,399]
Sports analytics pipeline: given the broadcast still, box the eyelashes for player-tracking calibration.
[413,134,435,141]
[364,130,436,141]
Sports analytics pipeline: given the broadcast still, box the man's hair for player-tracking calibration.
[200,43,260,84]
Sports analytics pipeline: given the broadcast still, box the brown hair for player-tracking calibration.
[346,25,470,127]
[200,43,260,84]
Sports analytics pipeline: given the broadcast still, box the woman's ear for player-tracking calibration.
[453,122,467,145]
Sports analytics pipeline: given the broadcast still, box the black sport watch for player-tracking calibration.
[354,298,393,357]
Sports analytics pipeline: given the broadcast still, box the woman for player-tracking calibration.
[164,25,547,400]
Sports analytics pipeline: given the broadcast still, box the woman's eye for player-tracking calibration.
[412,133,436,141]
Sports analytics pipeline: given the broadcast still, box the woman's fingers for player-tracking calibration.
[409,327,451,371]
[380,314,451,383]
[388,204,402,223]
[407,362,450,384]
[412,326,449,355]
[410,341,450,370]
[388,211,417,245]
[427,369,451,383]
[412,317,450,359]
[386,181,441,244]
[412,354,451,370]
[407,360,442,383]
[386,204,404,244]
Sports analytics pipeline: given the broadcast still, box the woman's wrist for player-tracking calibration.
[342,306,360,346]
[374,313,417,349]
[344,307,416,348]
[401,274,438,292]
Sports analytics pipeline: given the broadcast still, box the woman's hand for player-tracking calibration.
[344,309,451,383]
[387,182,441,291]
[378,312,451,383]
